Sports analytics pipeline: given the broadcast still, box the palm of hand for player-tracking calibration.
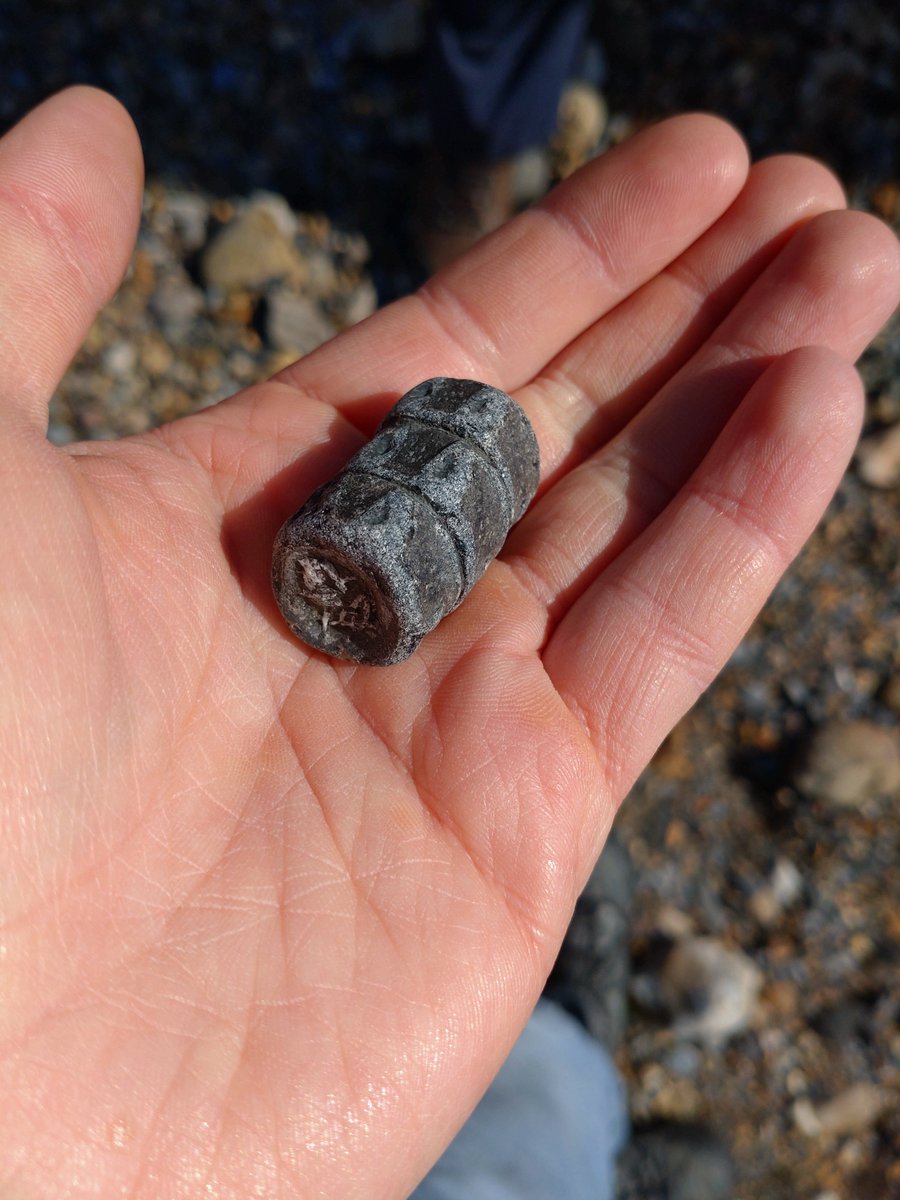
[1,90,897,1197]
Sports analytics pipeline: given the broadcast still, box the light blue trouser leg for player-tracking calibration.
[410,998,629,1200]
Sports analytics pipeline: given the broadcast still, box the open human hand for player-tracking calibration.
[1,88,897,1198]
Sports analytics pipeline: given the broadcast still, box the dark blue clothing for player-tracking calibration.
[429,0,592,162]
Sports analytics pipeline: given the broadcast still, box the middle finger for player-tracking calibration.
[513,153,846,485]
[504,207,899,620]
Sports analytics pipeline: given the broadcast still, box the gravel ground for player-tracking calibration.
[3,2,899,1197]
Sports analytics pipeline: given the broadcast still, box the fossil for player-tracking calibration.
[272,377,539,665]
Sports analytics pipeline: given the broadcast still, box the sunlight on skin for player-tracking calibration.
[0,87,897,1198]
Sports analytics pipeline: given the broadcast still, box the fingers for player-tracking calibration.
[0,87,143,434]
[516,153,847,482]
[274,115,748,429]
[188,115,747,512]
[543,346,865,797]
[506,208,900,618]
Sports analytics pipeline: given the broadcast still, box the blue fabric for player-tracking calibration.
[428,0,592,161]
[410,999,628,1200]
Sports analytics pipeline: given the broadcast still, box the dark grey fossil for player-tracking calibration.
[271,377,540,665]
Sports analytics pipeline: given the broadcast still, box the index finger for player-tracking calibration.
[275,115,749,430]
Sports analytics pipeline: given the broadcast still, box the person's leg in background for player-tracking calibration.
[410,832,633,1200]
[416,0,594,269]
[428,0,592,164]
[409,831,737,1200]
[409,997,629,1200]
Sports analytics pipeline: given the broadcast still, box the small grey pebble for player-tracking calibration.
[265,289,336,355]
[163,189,212,253]
[149,270,206,336]
[856,421,900,488]
[664,1042,702,1078]
[795,719,900,808]
[661,937,762,1045]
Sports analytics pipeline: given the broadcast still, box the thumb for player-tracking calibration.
[0,86,143,441]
